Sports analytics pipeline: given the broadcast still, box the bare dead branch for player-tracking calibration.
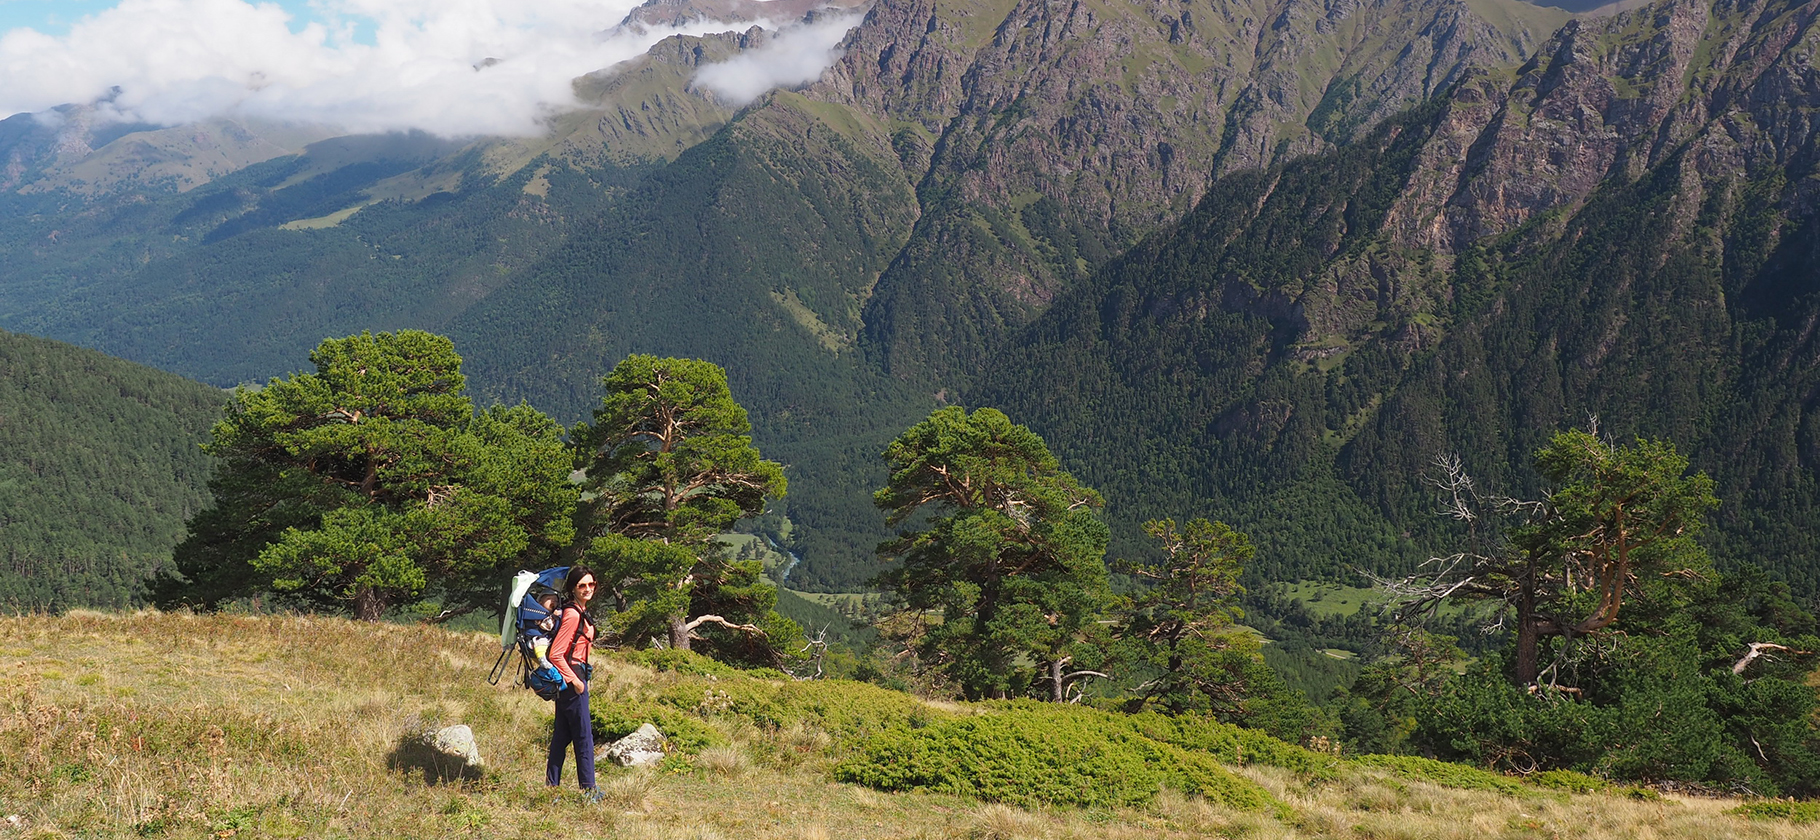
[681,614,767,638]
[422,604,477,625]
[1733,642,1796,675]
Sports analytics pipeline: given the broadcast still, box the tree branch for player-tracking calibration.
[1733,642,1796,675]
[682,614,767,638]
[422,604,478,625]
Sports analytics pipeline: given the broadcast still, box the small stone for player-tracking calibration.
[431,724,484,768]
[603,723,667,767]
[387,722,485,783]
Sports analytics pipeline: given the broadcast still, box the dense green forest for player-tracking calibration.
[0,330,225,607]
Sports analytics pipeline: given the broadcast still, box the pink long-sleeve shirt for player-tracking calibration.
[548,605,595,690]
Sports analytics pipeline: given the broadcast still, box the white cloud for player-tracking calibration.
[0,0,857,137]
[692,12,857,107]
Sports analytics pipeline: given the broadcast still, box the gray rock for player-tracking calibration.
[432,724,484,769]
[388,723,484,783]
[603,723,667,767]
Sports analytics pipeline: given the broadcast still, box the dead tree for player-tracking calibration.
[1375,429,1717,687]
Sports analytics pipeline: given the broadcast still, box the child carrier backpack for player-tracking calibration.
[486,567,573,700]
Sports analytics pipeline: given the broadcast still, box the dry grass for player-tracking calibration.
[692,745,753,778]
[0,610,1810,839]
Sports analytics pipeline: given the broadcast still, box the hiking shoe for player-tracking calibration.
[582,788,606,804]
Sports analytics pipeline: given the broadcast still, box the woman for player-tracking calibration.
[546,565,599,796]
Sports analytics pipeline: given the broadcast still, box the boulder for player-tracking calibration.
[604,723,667,767]
[388,723,485,783]
[432,724,484,769]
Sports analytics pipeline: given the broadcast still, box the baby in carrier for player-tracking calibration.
[509,568,574,699]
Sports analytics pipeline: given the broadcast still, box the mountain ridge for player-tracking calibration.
[971,0,1820,590]
[7,0,1818,596]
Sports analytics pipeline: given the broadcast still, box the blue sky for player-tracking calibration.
[0,1,320,35]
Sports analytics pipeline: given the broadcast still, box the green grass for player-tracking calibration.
[1278,581,1388,619]
[279,203,368,230]
[2,610,1810,839]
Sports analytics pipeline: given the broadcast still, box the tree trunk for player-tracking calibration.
[669,614,692,652]
[1515,616,1540,686]
[1514,575,1540,686]
[354,586,386,622]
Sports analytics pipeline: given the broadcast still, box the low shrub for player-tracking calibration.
[616,649,749,678]
[591,703,721,754]
[726,680,943,739]
[833,706,1275,811]
[650,676,949,749]
[1351,754,1529,796]
[1126,710,1338,778]
[1730,800,1820,823]
[1526,768,1609,793]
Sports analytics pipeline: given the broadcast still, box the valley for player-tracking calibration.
[3,0,1820,823]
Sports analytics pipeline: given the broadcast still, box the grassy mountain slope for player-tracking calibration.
[972,0,1820,588]
[2,610,1807,838]
[0,331,224,607]
[0,109,338,195]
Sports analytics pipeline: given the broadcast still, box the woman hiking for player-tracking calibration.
[547,565,600,798]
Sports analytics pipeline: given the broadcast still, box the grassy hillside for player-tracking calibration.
[2,610,1813,839]
[0,331,225,608]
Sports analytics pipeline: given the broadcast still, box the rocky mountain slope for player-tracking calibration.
[816,0,1571,382]
[972,0,1820,589]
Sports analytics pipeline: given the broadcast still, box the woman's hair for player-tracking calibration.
[563,564,597,597]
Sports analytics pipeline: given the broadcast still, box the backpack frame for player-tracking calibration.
[486,567,576,700]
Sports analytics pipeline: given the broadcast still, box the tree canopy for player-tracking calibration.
[1119,518,1252,713]
[157,331,577,620]
[875,406,1111,700]
[0,329,224,609]
[572,355,795,663]
[1353,428,1820,794]
[1388,429,1720,685]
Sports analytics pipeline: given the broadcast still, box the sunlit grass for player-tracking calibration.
[0,610,1811,839]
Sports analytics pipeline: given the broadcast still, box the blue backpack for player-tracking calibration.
[485,567,581,700]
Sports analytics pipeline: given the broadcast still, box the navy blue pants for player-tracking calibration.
[547,686,595,790]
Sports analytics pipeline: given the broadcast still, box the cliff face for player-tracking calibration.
[972,0,1820,591]
[812,0,1570,382]
[1387,0,1820,253]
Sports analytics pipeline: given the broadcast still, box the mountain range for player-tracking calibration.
[2,0,1816,599]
